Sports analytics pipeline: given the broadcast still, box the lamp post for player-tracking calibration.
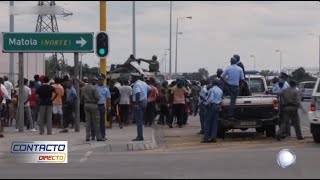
[250,55,256,71]
[132,1,136,58]
[175,16,192,75]
[275,50,282,72]
[169,1,172,78]
[308,34,320,75]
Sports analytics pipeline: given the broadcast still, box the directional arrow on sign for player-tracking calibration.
[76,37,87,47]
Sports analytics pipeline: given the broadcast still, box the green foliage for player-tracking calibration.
[291,67,317,82]
[45,55,98,79]
[260,70,276,77]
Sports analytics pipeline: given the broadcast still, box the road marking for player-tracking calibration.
[79,151,92,163]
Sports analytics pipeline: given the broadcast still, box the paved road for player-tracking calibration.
[0,102,318,179]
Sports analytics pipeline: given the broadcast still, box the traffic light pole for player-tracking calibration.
[100,1,109,127]
[74,53,80,132]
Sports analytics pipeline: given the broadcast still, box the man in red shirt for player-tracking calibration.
[145,78,159,126]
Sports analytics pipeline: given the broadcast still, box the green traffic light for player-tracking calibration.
[99,48,105,55]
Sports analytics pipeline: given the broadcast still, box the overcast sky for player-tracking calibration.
[1,1,320,75]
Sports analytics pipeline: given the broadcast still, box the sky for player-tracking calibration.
[1,1,320,76]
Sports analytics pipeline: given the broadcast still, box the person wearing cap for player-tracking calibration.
[51,77,64,128]
[201,78,223,143]
[273,79,304,141]
[221,57,244,120]
[131,73,151,141]
[95,75,111,139]
[81,77,105,141]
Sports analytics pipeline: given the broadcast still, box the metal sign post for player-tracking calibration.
[18,52,24,132]
[74,53,80,132]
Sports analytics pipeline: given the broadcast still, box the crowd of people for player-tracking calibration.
[0,53,305,143]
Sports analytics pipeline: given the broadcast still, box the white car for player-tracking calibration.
[309,78,320,143]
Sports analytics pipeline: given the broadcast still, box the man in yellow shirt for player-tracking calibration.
[51,77,64,128]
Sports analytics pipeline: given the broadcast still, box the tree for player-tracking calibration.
[291,67,316,82]
[198,68,209,79]
[260,70,276,77]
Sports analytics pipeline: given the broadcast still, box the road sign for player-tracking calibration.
[2,32,94,53]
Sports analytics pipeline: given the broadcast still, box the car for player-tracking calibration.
[309,78,320,143]
[299,81,316,101]
[219,74,279,138]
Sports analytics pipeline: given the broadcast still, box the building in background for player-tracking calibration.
[0,33,45,85]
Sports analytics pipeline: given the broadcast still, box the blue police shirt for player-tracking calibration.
[221,64,244,86]
[272,82,280,93]
[198,85,208,105]
[132,80,151,102]
[206,85,223,104]
[66,87,77,105]
[96,85,111,104]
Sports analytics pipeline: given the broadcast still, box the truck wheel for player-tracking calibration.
[217,121,226,139]
[265,125,276,138]
[255,127,264,134]
[312,133,320,143]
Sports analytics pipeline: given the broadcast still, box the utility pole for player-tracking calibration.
[169,1,172,78]
[132,1,136,58]
[9,1,14,84]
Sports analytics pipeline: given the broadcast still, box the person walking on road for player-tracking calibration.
[221,57,244,120]
[60,80,77,133]
[274,80,304,141]
[81,77,105,142]
[201,79,223,143]
[131,73,150,141]
[198,80,208,135]
[119,79,132,127]
[108,80,120,129]
[36,76,58,135]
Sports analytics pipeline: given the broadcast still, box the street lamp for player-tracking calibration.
[308,33,320,75]
[250,55,256,71]
[275,50,282,73]
[175,16,192,75]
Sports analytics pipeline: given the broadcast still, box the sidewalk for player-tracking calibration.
[0,122,158,154]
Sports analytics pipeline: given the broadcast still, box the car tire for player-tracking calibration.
[311,124,320,143]
[255,127,264,134]
[240,128,248,131]
[217,121,227,139]
[265,125,276,138]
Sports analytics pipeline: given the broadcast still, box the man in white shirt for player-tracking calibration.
[4,76,13,99]
[3,76,13,126]
[16,78,36,132]
[119,80,132,127]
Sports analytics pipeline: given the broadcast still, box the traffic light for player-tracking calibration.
[95,31,109,58]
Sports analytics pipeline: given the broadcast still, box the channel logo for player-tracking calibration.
[11,141,68,163]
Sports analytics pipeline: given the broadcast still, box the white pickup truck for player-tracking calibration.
[218,74,279,138]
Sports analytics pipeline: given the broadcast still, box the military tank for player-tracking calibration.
[107,55,165,85]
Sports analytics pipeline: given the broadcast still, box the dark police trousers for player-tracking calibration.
[204,104,220,140]
[277,106,303,139]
